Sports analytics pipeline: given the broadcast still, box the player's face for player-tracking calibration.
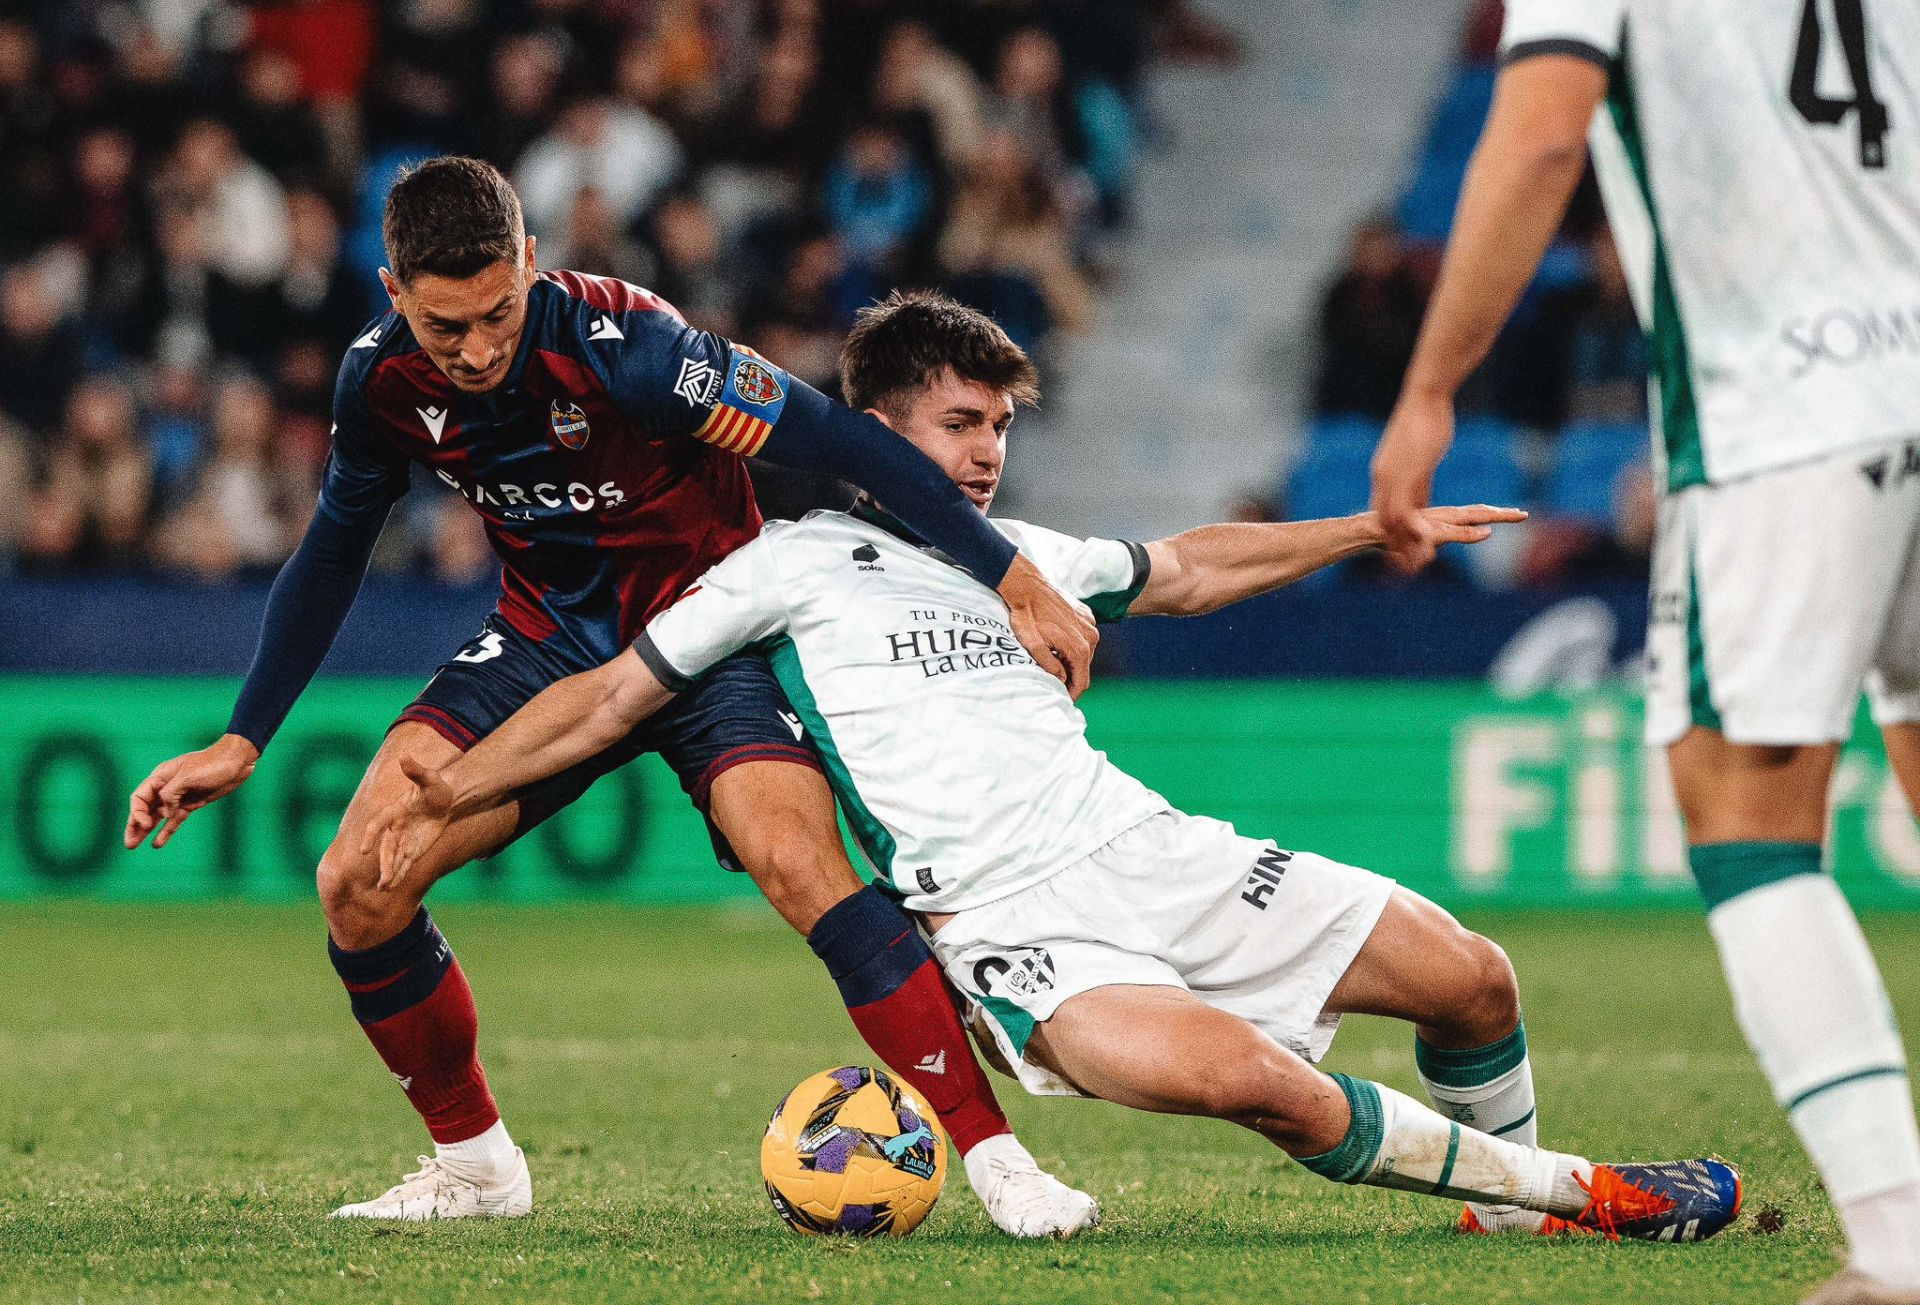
[381,235,536,394]
[880,369,1014,513]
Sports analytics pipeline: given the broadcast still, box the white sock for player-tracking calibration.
[1706,871,1920,1276]
[1299,1076,1590,1217]
[435,1119,518,1180]
[963,1133,1033,1191]
[1839,1182,1920,1291]
[1417,1023,1544,1232]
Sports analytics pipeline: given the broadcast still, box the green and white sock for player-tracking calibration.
[1696,842,1920,1288]
[1296,1074,1591,1218]
[1417,1022,1543,1232]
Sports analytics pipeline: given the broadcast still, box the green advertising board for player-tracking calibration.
[2,676,1916,908]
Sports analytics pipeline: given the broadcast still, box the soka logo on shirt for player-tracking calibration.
[550,400,590,450]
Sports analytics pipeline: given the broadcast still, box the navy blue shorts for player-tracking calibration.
[395,614,821,868]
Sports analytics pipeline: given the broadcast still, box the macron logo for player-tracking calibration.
[589,314,624,341]
[350,324,383,350]
[913,1052,946,1076]
[778,710,804,741]
[417,406,449,443]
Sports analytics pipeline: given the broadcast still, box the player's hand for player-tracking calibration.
[124,734,260,850]
[997,552,1097,700]
[1370,386,1456,572]
[1415,503,1527,544]
[361,755,458,892]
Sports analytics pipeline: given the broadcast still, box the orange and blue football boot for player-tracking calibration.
[1454,1158,1741,1242]
[1569,1159,1742,1242]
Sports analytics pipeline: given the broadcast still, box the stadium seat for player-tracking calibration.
[1395,66,1496,241]
[1432,438,1525,509]
[1396,167,1461,245]
[1450,414,1520,455]
[1425,67,1497,166]
[1429,435,1527,584]
[1547,420,1651,523]
[1285,445,1373,524]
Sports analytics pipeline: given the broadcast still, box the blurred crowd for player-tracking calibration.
[1285,0,1655,592]
[0,0,1237,581]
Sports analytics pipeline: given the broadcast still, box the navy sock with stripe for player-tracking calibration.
[806,885,1010,1155]
[329,908,500,1144]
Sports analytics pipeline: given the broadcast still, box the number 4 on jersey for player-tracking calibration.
[1789,0,1891,169]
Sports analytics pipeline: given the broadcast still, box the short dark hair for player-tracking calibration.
[840,291,1040,418]
[382,156,525,285]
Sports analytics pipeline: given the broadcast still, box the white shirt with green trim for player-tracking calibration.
[636,504,1168,912]
[1503,0,1920,489]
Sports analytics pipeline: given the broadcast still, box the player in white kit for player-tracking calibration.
[1368,2,1920,1300]
[363,292,1743,1244]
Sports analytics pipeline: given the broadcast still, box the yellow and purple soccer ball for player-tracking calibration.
[760,1065,948,1237]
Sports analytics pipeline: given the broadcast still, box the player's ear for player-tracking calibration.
[378,268,403,309]
[523,234,537,276]
[864,406,896,433]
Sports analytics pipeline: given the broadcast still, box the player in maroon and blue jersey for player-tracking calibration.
[121,157,1098,1234]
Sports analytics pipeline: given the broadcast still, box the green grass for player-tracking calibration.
[1,902,1911,1304]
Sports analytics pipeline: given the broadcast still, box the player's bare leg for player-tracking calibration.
[321,723,531,1221]
[706,758,863,934]
[1668,728,1920,1300]
[1025,985,1738,1240]
[1322,889,1551,1234]
[1880,722,1920,820]
[709,759,1098,1238]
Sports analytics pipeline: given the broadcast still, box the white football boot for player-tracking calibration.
[330,1150,533,1221]
[963,1134,1100,1238]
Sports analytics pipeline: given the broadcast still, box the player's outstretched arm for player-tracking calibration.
[1371,54,1605,571]
[361,647,675,889]
[1132,505,1526,617]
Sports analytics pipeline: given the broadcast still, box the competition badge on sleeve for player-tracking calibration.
[693,345,793,456]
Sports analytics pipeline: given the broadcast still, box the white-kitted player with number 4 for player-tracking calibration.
[1370,2,1920,1301]
[364,292,1745,1245]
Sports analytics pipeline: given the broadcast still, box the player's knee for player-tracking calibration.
[316,837,403,951]
[1456,932,1521,1042]
[1192,1046,1318,1141]
[740,832,849,934]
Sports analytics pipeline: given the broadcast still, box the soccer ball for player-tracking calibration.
[760,1065,948,1237]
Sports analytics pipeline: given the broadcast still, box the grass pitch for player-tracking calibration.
[1,902,1912,1304]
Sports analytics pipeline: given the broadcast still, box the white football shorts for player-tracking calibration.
[928,810,1395,1098]
[1645,437,1920,748]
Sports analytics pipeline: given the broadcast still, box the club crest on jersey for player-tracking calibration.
[732,358,784,407]
[549,400,591,450]
[972,949,1056,1000]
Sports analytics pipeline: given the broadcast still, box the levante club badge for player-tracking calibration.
[550,400,591,450]
[733,358,784,407]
